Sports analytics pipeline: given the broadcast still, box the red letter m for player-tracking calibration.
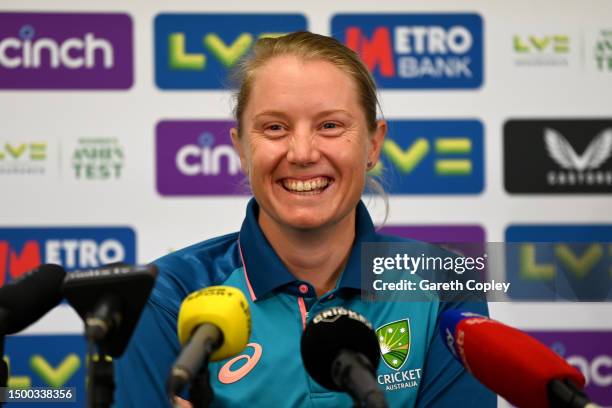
[0,241,41,287]
[345,27,395,77]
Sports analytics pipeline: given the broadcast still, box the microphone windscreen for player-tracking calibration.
[0,264,66,334]
[177,286,251,361]
[63,263,158,357]
[300,307,380,391]
[441,310,585,408]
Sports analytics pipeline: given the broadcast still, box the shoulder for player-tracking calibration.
[150,231,242,314]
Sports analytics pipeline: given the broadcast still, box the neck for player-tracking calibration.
[258,208,356,297]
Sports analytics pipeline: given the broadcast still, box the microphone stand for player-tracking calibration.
[188,368,214,408]
[332,350,388,408]
[548,379,601,408]
[86,334,115,408]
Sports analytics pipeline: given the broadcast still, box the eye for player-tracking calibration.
[263,123,288,138]
[319,121,344,136]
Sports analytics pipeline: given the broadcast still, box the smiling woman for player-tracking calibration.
[229,38,387,296]
[114,31,495,408]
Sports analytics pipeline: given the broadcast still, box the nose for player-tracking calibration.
[286,125,320,166]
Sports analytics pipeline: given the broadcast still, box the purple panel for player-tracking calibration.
[0,12,133,89]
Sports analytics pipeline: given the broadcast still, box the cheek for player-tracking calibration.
[321,137,369,167]
[248,140,286,174]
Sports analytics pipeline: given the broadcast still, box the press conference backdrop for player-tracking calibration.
[1,0,611,406]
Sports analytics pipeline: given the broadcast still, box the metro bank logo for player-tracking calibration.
[332,13,483,89]
[154,14,307,89]
[374,120,484,194]
[0,12,133,89]
[0,227,136,287]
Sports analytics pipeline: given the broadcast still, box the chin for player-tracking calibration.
[283,216,327,231]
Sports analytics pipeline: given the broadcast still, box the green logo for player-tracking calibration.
[0,142,47,175]
[376,319,410,370]
[595,30,612,72]
[72,138,124,180]
[369,137,472,177]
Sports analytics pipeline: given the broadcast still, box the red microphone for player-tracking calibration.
[440,310,597,408]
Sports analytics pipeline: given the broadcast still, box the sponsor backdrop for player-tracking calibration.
[1,0,611,406]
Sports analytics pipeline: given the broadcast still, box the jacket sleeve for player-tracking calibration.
[113,299,182,408]
[415,301,497,408]
[113,256,200,408]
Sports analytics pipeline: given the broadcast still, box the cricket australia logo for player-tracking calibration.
[544,127,612,186]
[376,319,411,370]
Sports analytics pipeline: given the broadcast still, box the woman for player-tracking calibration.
[115,31,494,407]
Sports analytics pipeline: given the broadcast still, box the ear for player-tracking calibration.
[367,119,387,167]
[230,127,249,175]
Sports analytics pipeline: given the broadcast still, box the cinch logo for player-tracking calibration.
[0,141,47,175]
[504,119,612,193]
[156,120,247,196]
[0,12,133,89]
[527,331,612,405]
[331,13,483,89]
[4,335,85,405]
[371,120,484,194]
[0,227,136,287]
[505,225,612,301]
[154,14,307,89]
[512,34,571,67]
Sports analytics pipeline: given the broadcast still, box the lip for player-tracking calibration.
[277,176,334,195]
[278,175,334,182]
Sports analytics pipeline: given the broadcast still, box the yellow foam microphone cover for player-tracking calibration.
[177,286,251,361]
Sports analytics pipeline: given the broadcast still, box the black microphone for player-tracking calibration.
[0,263,66,393]
[0,264,66,335]
[63,263,157,408]
[300,307,388,408]
[62,263,157,357]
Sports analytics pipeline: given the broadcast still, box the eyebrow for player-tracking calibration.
[252,109,355,121]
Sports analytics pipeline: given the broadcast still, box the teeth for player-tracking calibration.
[283,177,329,193]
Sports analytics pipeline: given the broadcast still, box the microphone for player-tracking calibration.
[63,263,157,357]
[167,286,251,401]
[300,307,388,408]
[440,310,599,408]
[0,264,66,335]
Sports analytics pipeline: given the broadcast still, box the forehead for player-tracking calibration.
[246,55,363,116]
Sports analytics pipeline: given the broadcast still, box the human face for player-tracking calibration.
[231,55,386,232]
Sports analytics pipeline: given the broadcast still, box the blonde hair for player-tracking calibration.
[230,31,389,224]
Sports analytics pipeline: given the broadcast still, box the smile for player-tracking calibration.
[281,177,332,195]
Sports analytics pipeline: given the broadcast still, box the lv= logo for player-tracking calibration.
[371,137,472,176]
